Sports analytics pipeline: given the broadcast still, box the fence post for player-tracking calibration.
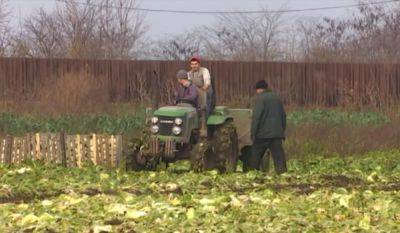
[35,133,41,160]
[115,135,122,167]
[151,70,160,109]
[60,131,67,167]
[6,135,13,164]
[91,134,97,165]
[76,135,82,168]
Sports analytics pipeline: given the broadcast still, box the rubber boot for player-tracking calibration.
[199,110,208,138]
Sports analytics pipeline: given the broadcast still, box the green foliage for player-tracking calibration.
[0,110,146,135]
[288,109,390,126]
[284,139,329,158]
[0,108,392,135]
[1,151,399,232]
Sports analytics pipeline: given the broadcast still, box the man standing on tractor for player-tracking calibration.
[249,80,288,174]
[175,69,198,108]
[187,57,215,137]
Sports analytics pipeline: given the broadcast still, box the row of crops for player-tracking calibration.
[1,150,399,232]
[0,109,391,135]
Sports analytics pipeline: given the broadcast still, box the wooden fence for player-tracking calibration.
[0,57,400,107]
[0,133,122,168]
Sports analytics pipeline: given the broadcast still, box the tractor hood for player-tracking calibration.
[154,106,196,118]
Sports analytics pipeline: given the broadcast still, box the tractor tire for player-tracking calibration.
[126,140,159,171]
[190,138,212,172]
[190,121,239,173]
[213,121,239,173]
[126,126,159,171]
[126,138,145,171]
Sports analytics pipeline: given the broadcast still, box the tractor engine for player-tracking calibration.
[147,105,199,159]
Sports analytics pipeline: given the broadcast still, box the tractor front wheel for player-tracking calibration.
[126,126,159,171]
[127,141,159,171]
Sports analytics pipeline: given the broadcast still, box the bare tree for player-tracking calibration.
[21,9,65,57]
[280,22,303,61]
[0,0,10,56]
[96,0,148,59]
[14,0,148,59]
[298,1,400,63]
[297,17,353,62]
[296,17,322,61]
[201,9,283,61]
[153,31,202,60]
[348,2,400,62]
[56,0,99,58]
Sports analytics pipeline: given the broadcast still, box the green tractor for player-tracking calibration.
[128,102,254,173]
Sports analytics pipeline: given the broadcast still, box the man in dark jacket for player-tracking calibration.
[249,80,287,174]
[175,69,198,108]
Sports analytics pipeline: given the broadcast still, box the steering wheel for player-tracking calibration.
[177,99,196,107]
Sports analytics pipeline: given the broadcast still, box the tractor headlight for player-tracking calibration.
[150,125,159,134]
[172,126,182,135]
[174,118,183,125]
[151,117,159,124]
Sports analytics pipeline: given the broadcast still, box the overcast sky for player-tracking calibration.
[8,0,363,37]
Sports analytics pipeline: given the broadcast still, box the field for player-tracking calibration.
[1,108,399,232]
[1,108,398,157]
[1,150,400,232]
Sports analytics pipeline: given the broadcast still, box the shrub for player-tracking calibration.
[36,71,110,116]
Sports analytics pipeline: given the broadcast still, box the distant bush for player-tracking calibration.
[285,121,400,158]
[288,109,390,126]
[0,111,145,135]
[0,71,112,117]
[37,71,111,116]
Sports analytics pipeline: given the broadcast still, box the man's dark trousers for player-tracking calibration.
[249,138,287,174]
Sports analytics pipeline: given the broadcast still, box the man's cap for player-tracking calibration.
[190,56,201,63]
[255,80,268,89]
[176,69,189,79]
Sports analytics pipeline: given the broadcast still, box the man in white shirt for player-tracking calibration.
[187,57,214,137]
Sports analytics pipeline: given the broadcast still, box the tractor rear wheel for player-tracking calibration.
[190,138,211,172]
[190,121,239,173]
[213,121,239,173]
